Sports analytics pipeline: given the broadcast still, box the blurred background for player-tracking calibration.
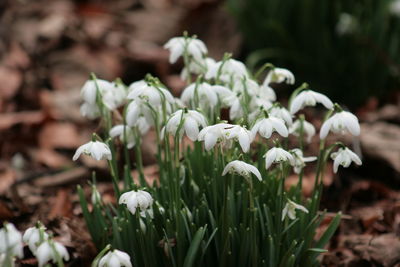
[1,0,400,266]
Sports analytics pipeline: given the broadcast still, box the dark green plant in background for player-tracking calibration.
[228,0,400,107]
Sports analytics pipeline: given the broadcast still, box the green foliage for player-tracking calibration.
[227,0,400,106]
[80,139,339,266]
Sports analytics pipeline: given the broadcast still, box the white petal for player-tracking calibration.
[184,117,199,141]
[265,148,277,169]
[319,118,333,139]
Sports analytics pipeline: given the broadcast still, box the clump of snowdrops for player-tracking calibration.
[73,33,362,267]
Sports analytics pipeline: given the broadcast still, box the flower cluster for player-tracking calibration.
[0,222,69,267]
[74,33,363,266]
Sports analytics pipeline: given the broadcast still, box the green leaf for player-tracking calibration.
[183,226,207,267]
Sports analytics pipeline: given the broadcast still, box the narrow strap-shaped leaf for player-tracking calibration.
[183,226,207,267]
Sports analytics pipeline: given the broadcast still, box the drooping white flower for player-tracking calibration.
[80,102,101,119]
[225,125,253,153]
[81,79,113,105]
[212,85,235,106]
[0,223,23,259]
[258,85,277,102]
[251,116,288,139]
[330,147,362,173]
[119,190,153,215]
[206,58,248,83]
[228,94,244,121]
[320,111,360,139]
[127,82,174,107]
[269,106,293,127]
[164,36,207,64]
[249,97,273,113]
[263,68,295,86]
[282,199,309,221]
[181,82,218,110]
[264,147,295,169]
[222,160,262,181]
[180,57,215,80]
[23,225,49,255]
[110,125,136,149]
[80,79,126,110]
[109,122,149,149]
[289,119,316,143]
[99,249,132,267]
[125,99,155,127]
[36,240,69,267]
[233,78,260,96]
[290,149,317,174]
[102,82,126,110]
[164,109,207,141]
[73,140,112,161]
[289,90,333,114]
[197,123,234,151]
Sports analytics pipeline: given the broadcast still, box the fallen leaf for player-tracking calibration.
[38,122,81,149]
[0,168,16,195]
[0,111,45,130]
[49,189,73,219]
[33,149,72,168]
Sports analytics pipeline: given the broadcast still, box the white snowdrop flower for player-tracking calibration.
[212,85,235,107]
[263,68,295,86]
[81,79,114,105]
[290,90,333,114]
[225,125,253,153]
[102,82,126,110]
[320,111,360,139]
[164,36,207,64]
[228,95,244,121]
[264,147,295,169]
[222,160,262,181]
[251,116,288,139]
[330,147,362,173]
[282,199,309,221]
[181,83,218,110]
[119,190,153,215]
[289,119,316,143]
[250,97,273,112]
[197,123,234,151]
[164,109,207,141]
[180,57,215,80]
[80,102,101,119]
[127,82,174,107]
[336,13,358,35]
[206,58,248,83]
[73,140,112,161]
[290,149,317,174]
[0,223,23,259]
[125,100,155,127]
[109,123,149,149]
[81,79,126,110]
[233,78,260,96]
[127,80,146,94]
[258,85,277,102]
[99,249,132,267]
[23,226,49,255]
[270,106,293,127]
[36,240,69,267]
